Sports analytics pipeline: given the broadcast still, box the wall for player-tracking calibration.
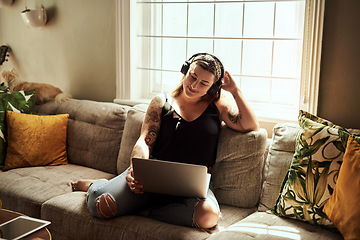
[0,0,116,102]
[318,0,360,129]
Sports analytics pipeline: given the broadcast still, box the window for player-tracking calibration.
[116,0,325,123]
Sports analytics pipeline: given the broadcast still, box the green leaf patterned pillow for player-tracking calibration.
[272,110,359,228]
[0,89,36,168]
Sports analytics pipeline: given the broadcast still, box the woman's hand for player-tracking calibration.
[216,71,260,132]
[126,167,144,194]
[221,71,238,95]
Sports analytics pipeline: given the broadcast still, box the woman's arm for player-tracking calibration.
[130,94,164,160]
[216,71,260,133]
[126,94,165,194]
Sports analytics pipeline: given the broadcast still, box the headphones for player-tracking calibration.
[180,53,224,96]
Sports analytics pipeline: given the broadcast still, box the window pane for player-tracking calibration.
[242,40,272,77]
[149,38,162,69]
[271,78,300,106]
[162,38,187,71]
[137,3,162,36]
[215,3,243,38]
[241,77,271,102]
[275,1,305,38]
[163,4,187,36]
[273,40,303,78]
[243,2,275,38]
[188,3,214,37]
[150,70,162,95]
[162,71,184,94]
[252,102,298,121]
[138,37,162,69]
[214,39,242,75]
[187,39,213,58]
[139,69,162,97]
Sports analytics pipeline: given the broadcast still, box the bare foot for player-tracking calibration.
[71,179,102,192]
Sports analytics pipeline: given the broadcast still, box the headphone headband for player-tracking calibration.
[182,53,224,81]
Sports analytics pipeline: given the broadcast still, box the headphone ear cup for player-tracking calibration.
[207,80,222,95]
[180,61,190,75]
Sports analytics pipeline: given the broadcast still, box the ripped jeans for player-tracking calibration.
[86,168,220,227]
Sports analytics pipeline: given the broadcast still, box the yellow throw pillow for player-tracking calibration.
[3,111,69,170]
[323,136,360,239]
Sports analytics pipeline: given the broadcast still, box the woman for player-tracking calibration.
[72,53,259,229]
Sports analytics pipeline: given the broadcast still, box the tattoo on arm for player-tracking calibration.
[143,95,163,151]
[145,96,162,124]
[132,95,163,161]
[145,111,160,124]
[144,125,159,150]
[227,106,242,124]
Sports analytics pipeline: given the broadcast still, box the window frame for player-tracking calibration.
[115,0,325,128]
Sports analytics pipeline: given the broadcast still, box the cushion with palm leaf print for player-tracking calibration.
[0,88,36,168]
[272,110,360,228]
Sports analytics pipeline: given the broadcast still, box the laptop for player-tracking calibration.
[132,158,211,198]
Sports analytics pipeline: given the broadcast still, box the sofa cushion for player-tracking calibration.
[117,104,148,174]
[258,123,301,212]
[0,164,114,218]
[3,111,69,170]
[41,191,257,240]
[272,111,360,227]
[259,123,360,213]
[0,89,35,168]
[212,127,268,208]
[323,136,360,239]
[36,99,130,175]
[207,211,343,240]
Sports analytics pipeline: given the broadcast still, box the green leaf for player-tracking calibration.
[293,174,307,201]
[0,83,9,93]
[303,205,312,222]
[300,119,327,139]
[306,160,315,203]
[314,164,330,205]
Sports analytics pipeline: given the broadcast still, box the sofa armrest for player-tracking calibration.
[258,122,301,212]
[212,126,268,208]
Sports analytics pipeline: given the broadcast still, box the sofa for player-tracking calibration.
[0,98,346,239]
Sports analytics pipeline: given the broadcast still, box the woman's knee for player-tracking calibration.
[94,194,118,219]
[193,200,219,229]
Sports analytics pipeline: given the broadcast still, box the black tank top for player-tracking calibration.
[151,96,221,168]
